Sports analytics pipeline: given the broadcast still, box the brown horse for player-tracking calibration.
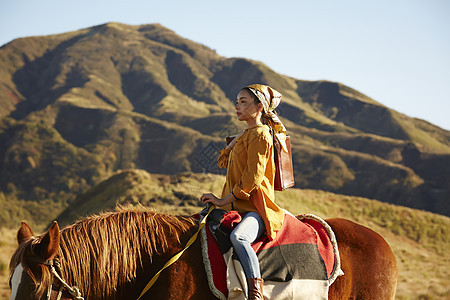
[9,207,397,299]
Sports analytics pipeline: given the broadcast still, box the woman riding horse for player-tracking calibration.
[200,84,287,300]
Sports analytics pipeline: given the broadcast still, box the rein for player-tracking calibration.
[137,204,215,299]
[35,206,213,300]
[43,258,84,300]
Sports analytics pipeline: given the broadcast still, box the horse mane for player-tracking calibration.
[10,206,198,299]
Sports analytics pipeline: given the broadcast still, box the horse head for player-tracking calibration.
[9,221,67,300]
[9,209,198,300]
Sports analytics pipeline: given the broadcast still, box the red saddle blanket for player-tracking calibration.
[199,211,342,300]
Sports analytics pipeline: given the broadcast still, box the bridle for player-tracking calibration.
[42,258,84,300]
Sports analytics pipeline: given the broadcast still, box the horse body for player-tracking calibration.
[326,218,398,300]
[9,208,397,299]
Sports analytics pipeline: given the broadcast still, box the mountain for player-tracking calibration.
[0,22,449,229]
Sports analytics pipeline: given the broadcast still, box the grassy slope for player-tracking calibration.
[1,171,448,299]
[275,189,449,299]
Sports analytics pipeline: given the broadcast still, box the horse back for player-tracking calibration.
[326,218,398,300]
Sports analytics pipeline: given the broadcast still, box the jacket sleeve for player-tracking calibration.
[217,146,232,169]
[232,132,271,200]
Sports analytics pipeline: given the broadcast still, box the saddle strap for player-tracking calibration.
[137,205,216,299]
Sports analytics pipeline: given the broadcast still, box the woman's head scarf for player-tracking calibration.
[245,84,288,152]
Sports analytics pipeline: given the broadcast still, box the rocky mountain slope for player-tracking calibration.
[0,22,449,229]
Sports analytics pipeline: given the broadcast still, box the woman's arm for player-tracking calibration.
[217,147,232,168]
[200,192,236,207]
[232,132,272,200]
[217,132,244,168]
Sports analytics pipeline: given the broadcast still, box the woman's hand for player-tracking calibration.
[200,193,221,206]
[200,192,236,207]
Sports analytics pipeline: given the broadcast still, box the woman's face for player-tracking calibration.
[235,89,263,123]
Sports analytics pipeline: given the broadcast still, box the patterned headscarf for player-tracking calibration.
[246,84,288,152]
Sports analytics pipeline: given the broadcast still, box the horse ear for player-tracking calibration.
[18,222,34,244]
[34,221,60,261]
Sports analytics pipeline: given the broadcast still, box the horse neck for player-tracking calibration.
[57,212,199,299]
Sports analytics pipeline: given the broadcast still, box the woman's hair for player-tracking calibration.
[240,87,260,105]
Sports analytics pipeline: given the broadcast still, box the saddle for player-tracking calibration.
[201,207,233,253]
[199,208,343,300]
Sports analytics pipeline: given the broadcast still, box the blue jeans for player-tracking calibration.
[230,212,265,279]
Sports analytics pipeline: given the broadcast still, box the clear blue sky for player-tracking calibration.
[1,0,449,130]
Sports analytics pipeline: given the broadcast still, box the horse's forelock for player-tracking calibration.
[31,264,52,299]
[9,237,34,281]
[9,236,52,299]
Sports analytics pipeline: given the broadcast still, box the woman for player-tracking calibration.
[200,84,287,300]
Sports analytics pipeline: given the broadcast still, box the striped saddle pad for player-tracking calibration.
[200,211,342,300]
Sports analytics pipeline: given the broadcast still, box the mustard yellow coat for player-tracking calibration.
[217,124,284,239]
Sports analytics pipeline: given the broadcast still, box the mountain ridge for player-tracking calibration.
[0,22,449,228]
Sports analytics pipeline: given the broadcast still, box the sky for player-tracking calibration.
[1,0,449,130]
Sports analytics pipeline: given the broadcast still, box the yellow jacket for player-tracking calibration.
[217,124,284,239]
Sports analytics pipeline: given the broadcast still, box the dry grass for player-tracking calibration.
[1,175,449,300]
[275,188,450,300]
[0,227,16,300]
